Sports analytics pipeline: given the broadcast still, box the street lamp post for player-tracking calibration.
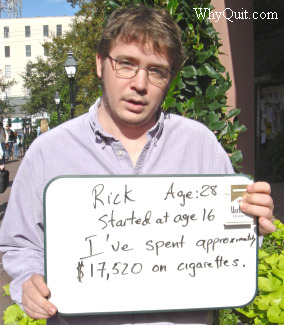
[54,91,61,124]
[63,50,78,119]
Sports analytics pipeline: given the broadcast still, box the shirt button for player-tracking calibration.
[117,150,124,157]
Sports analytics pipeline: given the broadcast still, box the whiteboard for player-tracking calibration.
[44,174,258,316]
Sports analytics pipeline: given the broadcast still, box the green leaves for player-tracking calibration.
[182,65,197,78]
[166,0,179,16]
[259,276,282,293]
[236,220,284,325]
[196,50,213,64]
[157,0,246,171]
[2,283,10,297]
[3,304,23,324]
[2,300,47,325]
[0,70,17,117]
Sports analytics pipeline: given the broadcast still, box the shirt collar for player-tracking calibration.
[89,97,166,144]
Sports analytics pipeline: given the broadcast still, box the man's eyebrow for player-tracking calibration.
[115,54,136,61]
[115,54,171,70]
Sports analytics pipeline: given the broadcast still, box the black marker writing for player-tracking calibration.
[77,261,84,283]
[92,184,135,209]
[146,235,185,256]
[98,210,151,230]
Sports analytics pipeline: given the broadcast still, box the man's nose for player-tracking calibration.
[130,67,149,92]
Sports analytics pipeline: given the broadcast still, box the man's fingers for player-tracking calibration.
[22,274,57,319]
[241,202,273,220]
[22,287,56,319]
[258,216,277,236]
[247,182,271,195]
[246,193,274,208]
[30,274,50,297]
[240,182,275,236]
[22,295,52,320]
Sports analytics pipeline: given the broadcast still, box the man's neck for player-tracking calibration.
[98,105,156,166]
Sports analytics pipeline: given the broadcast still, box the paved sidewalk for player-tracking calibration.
[0,159,22,324]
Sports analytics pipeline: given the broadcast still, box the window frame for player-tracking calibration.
[26,45,31,57]
[56,24,62,36]
[44,46,49,57]
[5,65,11,78]
[4,26,9,38]
[5,46,10,58]
[25,25,31,37]
[43,25,49,37]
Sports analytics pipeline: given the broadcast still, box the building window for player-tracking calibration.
[43,25,49,37]
[25,26,31,37]
[43,47,49,56]
[5,65,11,78]
[4,26,9,38]
[56,25,62,36]
[26,45,31,57]
[5,46,10,58]
[26,64,31,75]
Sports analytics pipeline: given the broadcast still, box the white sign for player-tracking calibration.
[44,175,257,315]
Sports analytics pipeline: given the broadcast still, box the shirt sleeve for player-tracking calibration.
[213,138,235,174]
[0,149,44,307]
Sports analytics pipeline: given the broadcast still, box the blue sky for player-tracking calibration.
[21,0,79,18]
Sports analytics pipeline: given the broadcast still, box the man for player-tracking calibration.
[5,124,15,159]
[0,6,275,325]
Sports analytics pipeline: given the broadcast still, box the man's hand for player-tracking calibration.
[240,182,276,236]
[22,274,57,319]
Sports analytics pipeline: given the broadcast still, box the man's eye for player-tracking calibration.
[149,67,168,78]
[118,61,136,68]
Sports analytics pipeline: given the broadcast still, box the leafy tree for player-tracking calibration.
[22,57,61,116]
[66,0,105,115]
[21,0,106,122]
[0,70,16,119]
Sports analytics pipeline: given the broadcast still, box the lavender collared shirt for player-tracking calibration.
[0,98,234,325]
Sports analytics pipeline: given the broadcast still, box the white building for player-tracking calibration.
[0,16,74,124]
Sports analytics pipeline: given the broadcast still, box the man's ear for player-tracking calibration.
[96,53,102,78]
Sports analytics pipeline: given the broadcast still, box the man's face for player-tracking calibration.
[96,40,172,130]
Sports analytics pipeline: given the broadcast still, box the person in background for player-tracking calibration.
[13,132,19,160]
[0,121,6,170]
[17,132,24,158]
[37,119,49,136]
[5,124,15,160]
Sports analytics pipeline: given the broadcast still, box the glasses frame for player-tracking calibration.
[108,55,172,85]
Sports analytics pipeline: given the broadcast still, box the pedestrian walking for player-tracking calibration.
[0,122,6,170]
[13,136,19,159]
[5,124,15,160]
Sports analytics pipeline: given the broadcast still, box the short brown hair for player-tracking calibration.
[98,5,185,77]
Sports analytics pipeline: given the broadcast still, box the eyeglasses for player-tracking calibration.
[108,55,172,85]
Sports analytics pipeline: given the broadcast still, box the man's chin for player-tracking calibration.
[115,113,156,130]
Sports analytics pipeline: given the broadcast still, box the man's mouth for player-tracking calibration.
[127,99,146,106]
[123,96,149,107]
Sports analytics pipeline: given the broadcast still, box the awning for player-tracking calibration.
[11,118,23,123]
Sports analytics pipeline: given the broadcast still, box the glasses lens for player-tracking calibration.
[114,59,171,84]
[148,68,170,84]
[115,61,137,79]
